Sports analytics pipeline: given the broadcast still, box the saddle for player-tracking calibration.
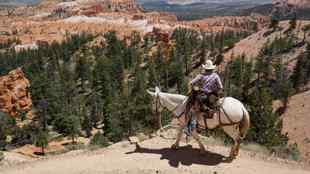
[188,86,220,119]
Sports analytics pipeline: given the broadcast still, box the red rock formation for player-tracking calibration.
[185,15,270,33]
[105,0,139,12]
[0,68,32,116]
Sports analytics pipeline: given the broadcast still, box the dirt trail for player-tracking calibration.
[0,136,309,174]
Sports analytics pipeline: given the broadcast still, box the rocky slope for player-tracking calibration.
[0,68,32,116]
[274,0,310,9]
[224,20,310,60]
[281,91,310,165]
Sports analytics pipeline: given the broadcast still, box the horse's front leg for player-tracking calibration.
[171,123,185,150]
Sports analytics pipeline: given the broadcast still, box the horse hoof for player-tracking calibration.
[171,144,179,150]
[135,143,141,150]
[199,149,206,155]
[223,156,234,163]
[228,155,236,161]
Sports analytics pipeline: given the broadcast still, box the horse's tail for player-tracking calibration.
[239,106,250,139]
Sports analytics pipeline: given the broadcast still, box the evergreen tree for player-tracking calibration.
[247,87,287,147]
[273,58,293,107]
[291,44,310,90]
[104,31,124,90]
[288,13,297,31]
[0,112,16,150]
[75,48,92,91]
[80,106,92,137]
[34,130,48,155]
[270,17,279,31]
[64,114,81,144]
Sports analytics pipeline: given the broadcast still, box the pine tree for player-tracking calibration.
[225,55,253,101]
[291,51,310,90]
[34,130,48,155]
[270,17,279,31]
[147,59,158,88]
[104,31,124,90]
[289,13,297,31]
[273,58,293,107]
[105,94,127,142]
[169,47,186,94]
[247,86,287,147]
[75,48,91,91]
[198,32,208,65]
[81,106,92,137]
[65,114,81,144]
[0,112,16,150]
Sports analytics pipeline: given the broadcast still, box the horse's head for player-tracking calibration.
[147,86,164,112]
[147,86,186,114]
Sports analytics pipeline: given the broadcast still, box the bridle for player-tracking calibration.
[154,92,180,116]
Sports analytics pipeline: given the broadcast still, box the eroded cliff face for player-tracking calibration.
[0,68,32,116]
[272,0,310,19]
[0,0,179,45]
[274,0,310,9]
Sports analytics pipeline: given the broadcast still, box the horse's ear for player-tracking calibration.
[147,89,155,96]
[155,86,161,93]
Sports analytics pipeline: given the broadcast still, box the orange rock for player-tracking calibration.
[0,68,32,116]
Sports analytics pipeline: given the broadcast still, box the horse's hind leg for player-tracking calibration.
[223,125,241,159]
[192,129,206,153]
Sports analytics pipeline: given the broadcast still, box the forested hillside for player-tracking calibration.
[1,19,309,162]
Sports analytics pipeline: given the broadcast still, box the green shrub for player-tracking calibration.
[65,143,86,151]
[0,151,4,161]
[286,144,301,161]
[90,132,109,147]
[271,143,301,161]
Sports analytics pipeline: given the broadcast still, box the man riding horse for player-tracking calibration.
[147,60,250,158]
[187,59,223,118]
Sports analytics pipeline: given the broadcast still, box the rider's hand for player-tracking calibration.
[218,89,224,97]
[193,86,200,91]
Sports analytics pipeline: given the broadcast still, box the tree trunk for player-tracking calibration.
[72,135,75,144]
[41,146,45,155]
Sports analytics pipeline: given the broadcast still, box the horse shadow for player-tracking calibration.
[126,144,230,168]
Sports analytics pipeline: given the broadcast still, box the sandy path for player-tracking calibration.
[0,137,309,174]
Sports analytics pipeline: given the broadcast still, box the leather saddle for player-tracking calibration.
[190,86,220,119]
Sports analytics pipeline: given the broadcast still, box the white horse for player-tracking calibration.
[147,87,250,160]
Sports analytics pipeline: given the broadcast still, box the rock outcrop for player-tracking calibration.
[272,0,310,19]
[274,0,310,9]
[105,0,139,12]
[0,68,32,116]
[186,15,270,33]
[224,20,310,60]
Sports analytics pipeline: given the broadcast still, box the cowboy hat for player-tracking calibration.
[202,60,216,70]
